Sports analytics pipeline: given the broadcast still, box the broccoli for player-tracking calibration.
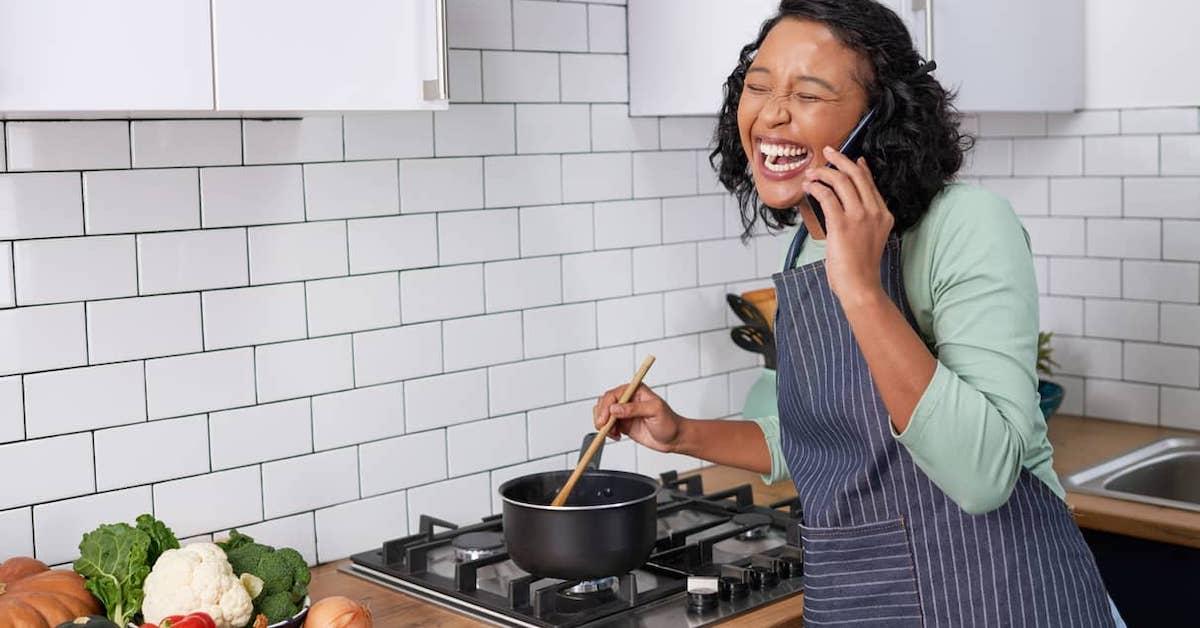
[216,530,311,622]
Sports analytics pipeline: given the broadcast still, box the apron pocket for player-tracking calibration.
[801,518,923,626]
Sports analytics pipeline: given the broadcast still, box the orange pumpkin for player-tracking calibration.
[0,557,102,628]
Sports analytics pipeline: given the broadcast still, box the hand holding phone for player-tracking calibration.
[805,106,878,234]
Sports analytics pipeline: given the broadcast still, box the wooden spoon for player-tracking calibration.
[550,354,656,507]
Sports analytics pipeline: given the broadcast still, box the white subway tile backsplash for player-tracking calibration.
[1164,220,1200,261]
[0,173,83,240]
[961,139,1012,176]
[521,204,594,256]
[131,120,242,168]
[257,336,354,403]
[634,152,698,198]
[668,374,730,419]
[406,472,491,533]
[348,214,439,274]
[485,257,562,312]
[527,400,593,458]
[210,399,312,470]
[242,117,343,165]
[6,121,129,171]
[634,244,696,293]
[755,232,791,278]
[663,195,724,243]
[636,447,702,477]
[84,169,200,234]
[154,467,262,538]
[343,112,434,160]
[0,376,22,443]
[201,165,304,228]
[1049,178,1122,216]
[490,357,564,415]
[448,0,513,49]
[33,487,151,565]
[399,157,485,213]
[434,105,516,157]
[485,155,562,208]
[665,286,726,336]
[1161,386,1200,430]
[315,492,406,563]
[359,430,447,497]
[1124,178,1200,219]
[263,447,358,518]
[595,199,661,249]
[561,54,627,102]
[304,160,400,220]
[354,322,443,386]
[563,250,631,302]
[306,273,401,336]
[1053,336,1123,379]
[15,236,136,305]
[1162,304,1200,346]
[249,221,347,284]
[24,362,144,438]
[1121,108,1200,134]
[698,239,757,285]
[1125,342,1199,388]
[524,302,596,358]
[1013,138,1082,176]
[978,178,1048,216]
[595,438,637,473]
[405,369,490,431]
[1084,299,1158,342]
[1085,379,1158,425]
[1161,136,1200,176]
[588,4,627,53]
[401,264,485,323]
[448,413,527,476]
[1046,111,1119,136]
[202,284,307,350]
[1086,219,1160,259]
[439,209,520,264]
[592,105,658,152]
[483,52,560,102]
[312,382,404,450]
[1123,261,1199,303]
[94,414,209,490]
[489,455,567,513]
[660,118,717,151]
[1085,136,1159,176]
[1038,296,1083,336]
[223,513,317,566]
[700,330,757,376]
[976,113,1045,137]
[1048,258,1121,298]
[0,433,94,509]
[598,293,663,346]
[635,335,699,385]
[443,312,523,371]
[562,152,633,202]
[138,228,248,294]
[145,348,255,419]
[450,50,484,103]
[0,243,10,309]
[513,0,587,51]
[87,293,201,363]
[517,104,591,154]
[564,346,632,402]
[728,369,760,417]
[0,304,87,376]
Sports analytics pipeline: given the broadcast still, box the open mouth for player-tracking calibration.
[758,140,812,174]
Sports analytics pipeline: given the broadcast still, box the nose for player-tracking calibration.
[760,93,792,127]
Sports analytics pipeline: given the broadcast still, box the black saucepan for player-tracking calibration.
[498,435,659,580]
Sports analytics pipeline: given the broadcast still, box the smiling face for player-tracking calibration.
[737,18,873,213]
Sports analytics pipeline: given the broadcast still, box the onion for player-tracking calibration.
[303,596,373,628]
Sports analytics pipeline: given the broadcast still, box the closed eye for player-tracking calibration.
[745,84,771,94]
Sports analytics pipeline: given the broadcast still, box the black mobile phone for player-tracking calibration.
[805,106,878,233]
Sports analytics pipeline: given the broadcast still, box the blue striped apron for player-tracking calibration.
[773,226,1114,627]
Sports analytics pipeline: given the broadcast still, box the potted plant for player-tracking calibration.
[1037,331,1064,420]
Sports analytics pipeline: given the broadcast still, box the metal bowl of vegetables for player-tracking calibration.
[266,596,309,628]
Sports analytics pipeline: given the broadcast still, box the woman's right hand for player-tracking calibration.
[592,383,684,453]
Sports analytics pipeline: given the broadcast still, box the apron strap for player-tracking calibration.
[782,222,810,272]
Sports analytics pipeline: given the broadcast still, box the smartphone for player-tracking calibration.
[805,106,878,233]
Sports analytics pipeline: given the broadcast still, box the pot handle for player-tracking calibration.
[580,432,603,471]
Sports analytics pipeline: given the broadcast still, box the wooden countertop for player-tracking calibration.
[307,414,1199,626]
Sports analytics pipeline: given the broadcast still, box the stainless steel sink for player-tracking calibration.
[1062,437,1200,512]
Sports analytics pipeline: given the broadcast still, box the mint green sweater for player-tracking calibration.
[746,183,1063,515]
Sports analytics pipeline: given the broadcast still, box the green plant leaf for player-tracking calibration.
[73,523,152,626]
[135,513,180,567]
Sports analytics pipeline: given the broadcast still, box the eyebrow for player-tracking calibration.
[746,67,838,93]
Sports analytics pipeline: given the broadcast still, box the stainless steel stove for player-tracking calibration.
[343,471,805,627]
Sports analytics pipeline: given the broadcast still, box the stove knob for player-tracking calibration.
[749,565,779,589]
[778,554,803,579]
[686,588,720,612]
[719,576,749,599]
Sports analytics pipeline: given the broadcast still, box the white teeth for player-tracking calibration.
[760,141,809,172]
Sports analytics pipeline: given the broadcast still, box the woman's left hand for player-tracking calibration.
[803,146,894,306]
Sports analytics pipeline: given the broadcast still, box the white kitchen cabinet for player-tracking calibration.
[0,0,214,112]
[212,0,448,111]
[629,0,1083,116]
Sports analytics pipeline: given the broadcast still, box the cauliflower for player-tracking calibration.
[142,542,254,628]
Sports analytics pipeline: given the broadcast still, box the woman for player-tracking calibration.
[592,1,1123,625]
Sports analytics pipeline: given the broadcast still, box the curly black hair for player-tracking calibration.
[710,0,974,238]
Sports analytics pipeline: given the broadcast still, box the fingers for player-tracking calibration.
[807,152,864,218]
[856,156,889,215]
[802,176,845,233]
[609,399,661,421]
[593,384,625,431]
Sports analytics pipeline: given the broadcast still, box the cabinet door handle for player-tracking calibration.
[423,0,449,101]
